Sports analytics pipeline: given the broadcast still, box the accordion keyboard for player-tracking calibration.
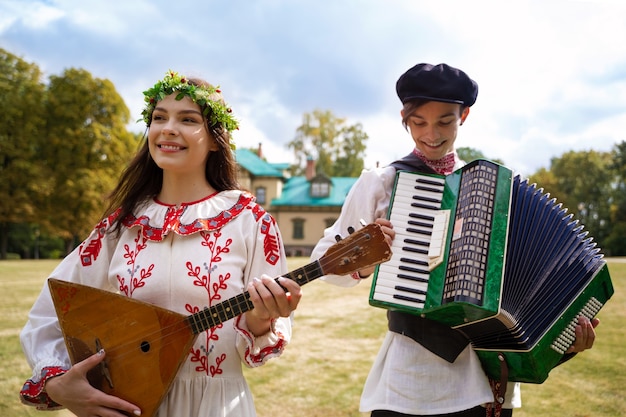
[372,172,446,309]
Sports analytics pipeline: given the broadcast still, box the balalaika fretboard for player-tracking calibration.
[369,159,614,383]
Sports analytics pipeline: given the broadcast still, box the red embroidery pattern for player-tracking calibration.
[235,316,287,365]
[261,215,280,266]
[186,230,233,376]
[250,202,265,221]
[248,339,288,365]
[412,148,458,175]
[79,209,120,266]
[117,229,153,297]
[20,366,67,410]
[123,193,254,241]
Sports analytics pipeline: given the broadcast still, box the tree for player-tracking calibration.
[0,49,48,259]
[456,147,505,165]
[604,141,626,255]
[40,68,139,254]
[287,109,368,177]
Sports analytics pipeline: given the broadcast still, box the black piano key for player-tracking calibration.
[406,227,432,236]
[404,238,429,247]
[400,257,428,266]
[416,178,444,187]
[411,202,440,210]
[412,195,441,204]
[409,212,435,221]
[402,246,428,254]
[415,185,443,194]
[407,219,434,229]
[395,285,427,296]
[397,273,429,283]
[399,265,430,275]
[393,294,426,303]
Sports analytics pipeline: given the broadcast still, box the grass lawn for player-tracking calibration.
[1,258,624,417]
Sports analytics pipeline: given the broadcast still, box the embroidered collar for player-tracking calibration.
[412,149,458,175]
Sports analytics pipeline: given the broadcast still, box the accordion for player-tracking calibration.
[369,159,614,383]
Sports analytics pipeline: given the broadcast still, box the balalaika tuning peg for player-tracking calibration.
[335,234,342,242]
[347,226,355,234]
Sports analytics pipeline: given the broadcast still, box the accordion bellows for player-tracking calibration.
[370,159,614,383]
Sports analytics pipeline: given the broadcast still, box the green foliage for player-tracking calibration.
[334,123,369,177]
[0,49,49,258]
[604,141,626,255]
[288,109,368,177]
[141,70,239,135]
[0,50,140,258]
[457,146,505,165]
[3,223,62,259]
[40,68,138,245]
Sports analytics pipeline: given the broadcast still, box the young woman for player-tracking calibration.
[310,63,598,417]
[20,70,302,417]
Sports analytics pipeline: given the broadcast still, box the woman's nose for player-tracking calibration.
[161,122,178,136]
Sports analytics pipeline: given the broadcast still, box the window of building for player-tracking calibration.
[311,181,329,197]
[255,186,266,204]
[292,218,305,240]
[310,178,331,198]
[324,217,337,228]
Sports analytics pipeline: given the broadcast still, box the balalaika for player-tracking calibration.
[369,159,614,383]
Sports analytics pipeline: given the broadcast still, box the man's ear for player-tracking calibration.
[460,107,470,125]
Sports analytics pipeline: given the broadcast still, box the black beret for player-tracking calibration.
[396,63,478,107]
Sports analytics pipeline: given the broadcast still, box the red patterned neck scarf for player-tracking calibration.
[412,149,458,175]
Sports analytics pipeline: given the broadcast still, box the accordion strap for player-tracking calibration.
[387,310,469,363]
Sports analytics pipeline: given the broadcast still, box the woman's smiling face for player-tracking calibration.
[403,100,469,161]
[147,94,218,176]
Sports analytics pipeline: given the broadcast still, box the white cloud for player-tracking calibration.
[1,0,625,175]
[0,0,63,31]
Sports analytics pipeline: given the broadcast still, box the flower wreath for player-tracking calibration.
[140,70,239,133]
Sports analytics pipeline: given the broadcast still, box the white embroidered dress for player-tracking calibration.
[20,190,290,417]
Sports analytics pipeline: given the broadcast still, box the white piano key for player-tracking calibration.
[373,281,427,300]
[372,291,425,310]
[379,258,430,276]
[375,275,429,295]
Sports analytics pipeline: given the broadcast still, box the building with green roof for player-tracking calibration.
[236,147,358,256]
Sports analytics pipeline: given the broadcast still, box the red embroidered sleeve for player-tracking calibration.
[234,316,287,366]
[20,366,67,410]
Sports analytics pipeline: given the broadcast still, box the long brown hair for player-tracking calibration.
[103,77,240,234]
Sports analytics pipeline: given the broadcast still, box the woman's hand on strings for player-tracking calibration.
[245,274,302,336]
[44,349,141,417]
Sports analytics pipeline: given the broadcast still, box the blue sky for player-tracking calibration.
[1,0,625,176]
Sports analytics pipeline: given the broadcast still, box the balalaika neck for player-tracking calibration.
[185,259,323,334]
